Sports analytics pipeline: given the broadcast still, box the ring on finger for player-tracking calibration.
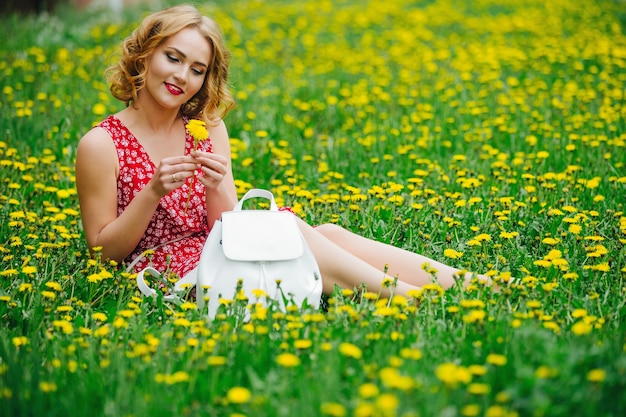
[171,174,178,183]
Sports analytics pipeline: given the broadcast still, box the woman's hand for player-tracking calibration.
[190,150,229,190]
[150,156,199,196]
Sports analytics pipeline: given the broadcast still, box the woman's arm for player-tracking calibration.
[75,127,198,262]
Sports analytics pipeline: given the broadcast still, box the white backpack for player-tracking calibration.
[137,189,323,319]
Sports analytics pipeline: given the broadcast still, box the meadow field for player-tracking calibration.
[1,0,625,415]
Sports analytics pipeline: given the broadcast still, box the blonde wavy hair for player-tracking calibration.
[107,4,235,125]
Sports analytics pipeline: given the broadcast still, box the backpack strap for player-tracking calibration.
[125,233,195,273]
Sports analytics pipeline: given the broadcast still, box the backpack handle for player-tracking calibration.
[233,189,279,212]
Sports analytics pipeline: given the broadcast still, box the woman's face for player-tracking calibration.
[142,27,211,110]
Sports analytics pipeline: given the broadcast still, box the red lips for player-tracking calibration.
[165,83,183,95]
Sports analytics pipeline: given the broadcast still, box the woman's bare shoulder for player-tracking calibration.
[76,125,119,175]
[208,119,228,143]
[77,125,116,157]
[208,118,227,132]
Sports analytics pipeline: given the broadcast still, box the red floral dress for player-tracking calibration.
[98,115,211,278]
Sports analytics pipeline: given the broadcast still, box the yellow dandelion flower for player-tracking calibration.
[461,404,481,417]
[22,265,37,275]
[468,365,487,376]
[542,237,560,245]
[294,339,313,349]
[463,309,486,323]
[173,318,191,327]
[499,231,519,239]
[374,306,398,317]
[98,269,113,279]
[186,119,208,143]
[568,224,582,235]
[584,177,601,189]
[180,302,197,311]
[155,371,189,385]
[375,393,399,412]
[92,312,108,322]
[94,325,110,337]
[358,382,380,398]
[422,283,444,295]
[444,248,463,259]
[276,352,300,368]
[485,405,508,417]
[113,317,128,329]
[339,342,362,359]
[586,244,608,257]
[207,356,227,366]
[117,309,135,318]
[571,321,593,336]
[251,288,267,298]
[460,299,485,309]
[226,386,252,404]
[406,288,423,298]
[486,353,507,366]
[52,320,74,334]
[587,369,606,382]
[354,403,375,417]
[543,321,560,333]
[362,291,379,301]
[45,282,62,291]
[39,381,58,393]
[87,273,102,283]
[583,263,610,272]
[12,336,28,347]
[92,103,106,115]
[534,259,552,268]
[467,383,490,395]
[341,288,354,297]
[435,362,472,386]
[534,365,556,379]
[381,277,395,287]
[320,402,347,417]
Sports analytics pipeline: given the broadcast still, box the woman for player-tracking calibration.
[76,5,488,299]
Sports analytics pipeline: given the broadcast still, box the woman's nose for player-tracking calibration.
[173,66,189,84]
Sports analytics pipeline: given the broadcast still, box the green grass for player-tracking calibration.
[1,0,625,416]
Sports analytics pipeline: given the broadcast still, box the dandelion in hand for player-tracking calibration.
[185,119,209,214]
[187,119,208,144]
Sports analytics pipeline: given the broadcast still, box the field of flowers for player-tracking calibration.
[1,0,625,415]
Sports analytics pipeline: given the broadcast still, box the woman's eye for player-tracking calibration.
[166,54,179,62]
[192,68,205,75]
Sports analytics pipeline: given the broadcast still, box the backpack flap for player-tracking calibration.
[221,210,304,261]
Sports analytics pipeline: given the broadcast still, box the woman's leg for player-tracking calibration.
[312,223,489,289]
[297,219,423,297]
